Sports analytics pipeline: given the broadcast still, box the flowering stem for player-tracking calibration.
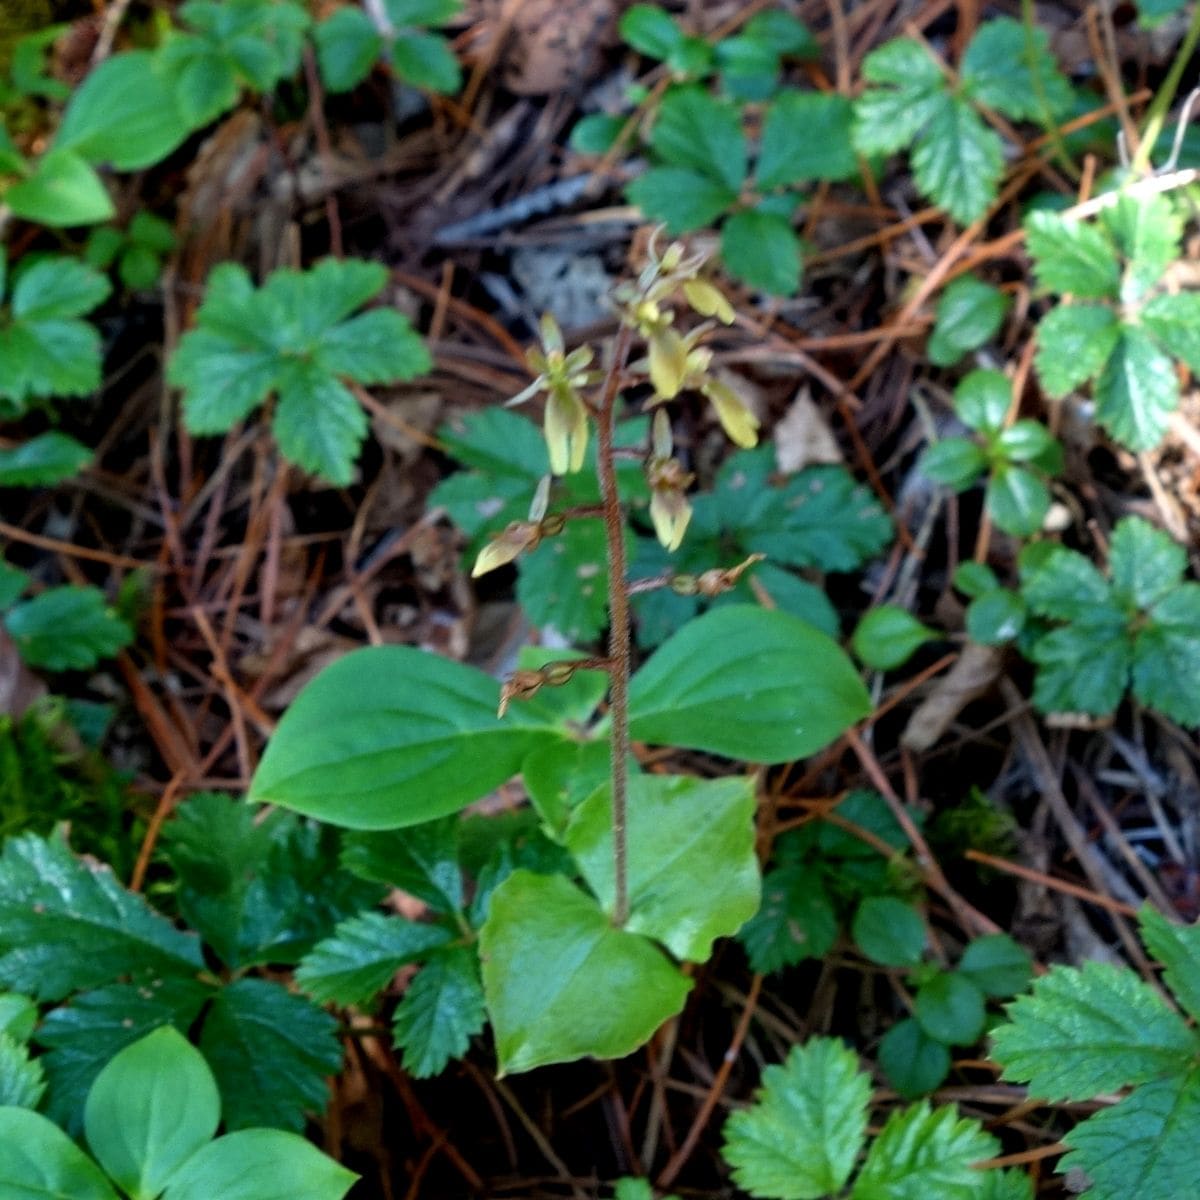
[596,323,635,927]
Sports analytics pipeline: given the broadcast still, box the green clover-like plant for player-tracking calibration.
[84,213,177,291]
[1019,515,1200,724]
[1028,190,1200,450]
[853,19,1072,224]
[167,258,431,484]
[921,369,1063,537]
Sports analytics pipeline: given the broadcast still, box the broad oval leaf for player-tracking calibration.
[565,774,759,961]
[85,1027,219,1200]
[628,605,869,763]
[479,871,691,1074]
[249,645,553,829]
[0,1106,119,1200]
[162,1129,357,1200]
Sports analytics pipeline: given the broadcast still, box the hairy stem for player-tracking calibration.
[596,323,635,927]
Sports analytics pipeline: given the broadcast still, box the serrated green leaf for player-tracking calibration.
[250,645,553,830]
[927,276,1010,367]
[314,7,381,92]
[566,774,759,962]
[721,210,801,295]
[737,866,837,974]
[392,943,485,1077]
[853,40,947,157]
[13,256,111,321]
[715,35,780,102]
[1030,614,1131,715]
[921,438,987,490]
[0,833,201,1001]
[0,994,37,1043]
[297,912,453,1007]
[480,871,691,1074]
[852,896,925,967]
[5,585,132,671]
[915,971,987,1045]
[649,86,747,192]
[1140,907,1200,1024]
[85,1027,219,1200]
[1104,192,1182,303]
[627,166,737,233]
[986,465,1049,536]
[516,518,609,643]
[272,360,366,485]
[315,308,432,383]
[878,1018,951,1098]
[853,605,936,670]
[1034,303,1121,396]
[851,1100,998,1200]
[1026,211,1121,298]
[162,1129,357,1200]
[978,1169,1034,1200]
[1021,545,1112,620]
[1142,291,1200,374]
[0,432,92,487]
[958,934,1032,997]
[992,960,1199,1101]
[628,605,870,763]
[960,17,1072,122]
[1109,516,1186,610]
[1095,325,1178,450]
[722,1038,871,1199]
[1060,1067,1200,1200]
[757,92,858,188]
[199,978,342,1131]
[1134,584,1200,725]
[38,979,213,1133]
[911,96,1003,225]
[0,1032,46,1108]
[0,1107,119,1200]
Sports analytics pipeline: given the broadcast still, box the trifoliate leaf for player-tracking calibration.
[853,39,947,157]
[737,866,837,974]
[851,1100,998,1200]
[992,960,1198,1101]
[721,210,801,295]
[199,978,342,1131]
[393,944,486,1077]
[1034,303,1121,396]
[1109,516,1186,610]
[1060,1068,1200,1200]
[627,166,737,233]
[927,276,1010,367]
[1025,211,1121,299]
[757,92,858,188]
[649,86,747,192]
[296,912,452,1007]
[910,96,1003,225]
[1139,906,1200,1023]
[722,1038,871,1200]
[0,1032,46,1108]
[1134,584,1200,725]
[878,1018,951,1098]
[0,833,201,1001]
[0,432,91,486]
[1142,291,1200,374]
[1095,325,1178,450]
[38,979,213,1133]
[960,17,1072,122]
[169,259,429,483]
